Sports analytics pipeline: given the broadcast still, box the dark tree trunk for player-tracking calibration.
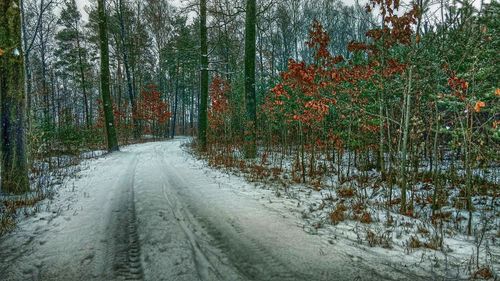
[244,0,257,158]
[171,64,180,139]
[98,0,119,152]
[75,27,91,128]
[198,0,208,150]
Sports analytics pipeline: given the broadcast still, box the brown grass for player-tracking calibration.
[338,187,356,198]
[359,211,372,224]
[366,229,392,248]
[330,203,347,225]
[473,266,493,280]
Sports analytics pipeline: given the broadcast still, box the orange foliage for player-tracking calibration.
[135,84,171,133]
[208,75,231,130]
[474,101,486,112]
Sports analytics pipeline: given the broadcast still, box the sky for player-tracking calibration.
[75,0,362,22]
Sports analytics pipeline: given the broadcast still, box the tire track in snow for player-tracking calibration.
[197,215,306,281]
[104,153,144,281]
[155,145,306,281]
[154,154,232,281]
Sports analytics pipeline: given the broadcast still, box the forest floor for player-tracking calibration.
[0,138,497,280]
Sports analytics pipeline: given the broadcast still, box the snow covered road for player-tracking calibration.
[0,139,428,281]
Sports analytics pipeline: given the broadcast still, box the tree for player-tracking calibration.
[244,0,256,158]
[97,0,119,152]
[116,0,140,139]
[135,84,171,137]
[198,0,208,150]
[0,0,30,193]
[55,0,91,128]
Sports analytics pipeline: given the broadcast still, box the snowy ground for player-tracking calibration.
[0,139,495,280]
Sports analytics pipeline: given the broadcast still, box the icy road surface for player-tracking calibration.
[0,139,428,281]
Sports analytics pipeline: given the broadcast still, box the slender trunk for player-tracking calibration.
[465,109,473,235]
[198,0,208,150]
[190,86,194,133]
[400,67,413,214]
[432,104,440,215]
[378,15,386,175]
[181,87,186,136]
[39,29,50,125]
[171,63,180,138]
[75,27,90,128]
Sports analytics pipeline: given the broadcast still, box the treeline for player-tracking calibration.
[1,0,375,194]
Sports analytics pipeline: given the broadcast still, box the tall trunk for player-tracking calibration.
[181,87,186,136]
[244,0,257,158]
[98,0,119,152]
[190,86,194,133]
[171,63,180,139]
[75,26,91,128]
[0,0,30,193]
[198,0,208,150]
[20,0,32,126]
[400,67,413,214]
[116,57,123,115]
[50,70,56,129]
[464,109,473,235]
[39,29,50,125]
[432,104,440,215]
[378,15,386,175]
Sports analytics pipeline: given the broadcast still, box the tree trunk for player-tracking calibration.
[75,26,91,128]
[97,0,119,152]
[244,0,257,158]
[0,0,30,194]
[20,0,32,127]
[400,67,413,214]
[171,63,180,139]
[198,0,208,150]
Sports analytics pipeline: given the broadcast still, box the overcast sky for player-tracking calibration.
[74,0,364,21]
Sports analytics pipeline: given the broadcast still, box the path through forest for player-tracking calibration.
[0,139,428,281]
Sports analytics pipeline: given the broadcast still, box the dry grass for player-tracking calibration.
[366,229,392,248]
[358,211,372,224]
[406,234,441,252]
[473,266,493,280]
[338,187,356,198]
[330,203,347,225]
[408,236,422,249]
[0,214,16,236]
[0,194,45,236]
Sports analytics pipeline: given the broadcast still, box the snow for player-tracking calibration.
[0,138,497,280]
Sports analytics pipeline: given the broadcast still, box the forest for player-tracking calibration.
[0,0,498,280]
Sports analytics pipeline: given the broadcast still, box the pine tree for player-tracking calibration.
[55,0,92,128]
